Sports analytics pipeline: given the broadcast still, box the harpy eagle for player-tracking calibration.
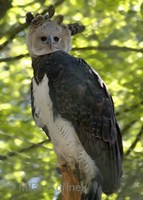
[26,6,123,200]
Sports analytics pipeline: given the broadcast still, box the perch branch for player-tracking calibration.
[58,163,81,200]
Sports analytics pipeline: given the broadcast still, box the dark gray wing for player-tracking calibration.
[37,51,123,194]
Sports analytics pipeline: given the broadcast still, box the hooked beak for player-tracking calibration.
[45,35,53,49]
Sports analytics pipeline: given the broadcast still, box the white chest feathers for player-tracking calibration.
[32,74,97,189]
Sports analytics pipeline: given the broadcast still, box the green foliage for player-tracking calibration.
[0,0,143,199]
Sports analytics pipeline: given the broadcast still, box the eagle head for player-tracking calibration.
[26,5,85,58]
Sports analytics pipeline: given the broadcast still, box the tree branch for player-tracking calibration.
[0,139,50,161]
[0,53,29,63]
[121,120,137,136]
[58,163,81,200]
[1,45,143,63]
[125,125,143,156]
[116,100,143,117]
[0,24,27,51]
[72,45,143,53]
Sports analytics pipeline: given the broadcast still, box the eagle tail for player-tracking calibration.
[88,180,102,200]
[82,179,102,200]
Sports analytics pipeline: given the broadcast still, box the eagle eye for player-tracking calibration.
[41,36,47,42]
[54,36,60,42]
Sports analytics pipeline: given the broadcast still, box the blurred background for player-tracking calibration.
[0,0,143,199]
